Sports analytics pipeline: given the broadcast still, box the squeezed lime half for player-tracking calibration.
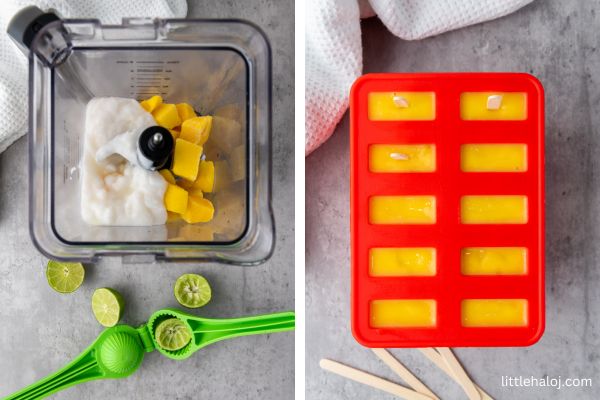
[174,274,211,308]
[92,288,124,327]
[46,261,85,293]
[154,318,192,351]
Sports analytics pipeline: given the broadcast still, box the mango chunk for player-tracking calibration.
[188,187,204,198]
[176,103,197,122]
[178,224,214,241]
[152,103,182,130]
[172,139,203,182]
[203,144,224,161]
[159,169,176,185]
[180,116,213,145]
[213,160,233,191]
[169,129,180,140]
[189,160,215,193]
[182,195,215,224]
[167,211,182,223]
[214,103,242,123]
[211,184,247,240]
[140,95,162,113]
[164,183,189,214]
[176,177,193,190]
[211,116,243,152]
[212,184,246,236]
[229,144,246,182]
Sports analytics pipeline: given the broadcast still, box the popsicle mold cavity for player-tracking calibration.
[461,247,527,275]
[369,196,436,224]
[460,92,527,120]
[461,299,528,327]
[370,299,437,328]
[460,195,528,224]
[461,144,527,172]
[369,248,436,277]
[368,92,435,121]
[369,144,436,173]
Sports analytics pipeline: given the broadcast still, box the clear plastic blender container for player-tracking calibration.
[10,8,274,264]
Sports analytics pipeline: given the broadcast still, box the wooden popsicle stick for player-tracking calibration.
[418,348,450,372]
[319,359,432,400]
[418,348,494,400]
[435,348,481,400]
[372,349,439,400]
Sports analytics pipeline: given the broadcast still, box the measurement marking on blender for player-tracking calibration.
[133,92,167,97]
[62,120,80,183]
[134,76,167,80]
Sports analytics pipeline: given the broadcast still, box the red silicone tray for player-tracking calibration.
[350,73,545,347]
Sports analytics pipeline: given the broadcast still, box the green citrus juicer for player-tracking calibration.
[5,309,295,400]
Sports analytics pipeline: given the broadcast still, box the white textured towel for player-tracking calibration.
[305,0,533,155]
[0,0,187,154]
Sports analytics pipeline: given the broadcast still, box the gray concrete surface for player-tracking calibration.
[307,1,600,399]
[0,1,294,399]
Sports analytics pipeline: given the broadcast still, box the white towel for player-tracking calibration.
[0,0,187,154]
[305,0,533,156]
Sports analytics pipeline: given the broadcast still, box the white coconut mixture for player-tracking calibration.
[80,97,167,226]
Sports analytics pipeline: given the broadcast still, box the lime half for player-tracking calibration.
[46,261,85,293]
[154,318,192,351]
[92,288,124,327]
[174,273,211,308]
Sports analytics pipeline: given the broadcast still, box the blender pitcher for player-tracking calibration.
[8,6,275,265]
